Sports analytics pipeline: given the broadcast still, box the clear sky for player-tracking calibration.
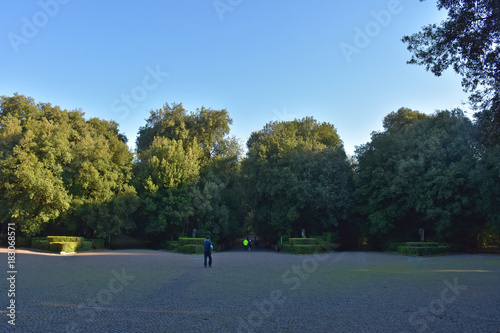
[0,0,471,156]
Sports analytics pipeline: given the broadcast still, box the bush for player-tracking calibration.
[321,232,338,244]
[47,236,84,243]
[289,238,318,246]
[178,237,206,246]
[178,244,204,254]
[77,241,93,252]
[32,239,52,251]
[404,242,439,247]
[91,238,105,250]
[51,242,78,253]
[162,241,180,251]
[16,237,32,247]
[319,243,340,252]
[31,237,94,253]
[397,245,450,257]
[281,244,294,253]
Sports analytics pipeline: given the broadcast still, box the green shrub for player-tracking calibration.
[281,235,290,244]
[321,232,338,244]
[77,241,93,252]
[319,243,340,252]
[178,237,206,246]
[289,238,318,245]
[91,238,105,250]
[291,245,319,254]
[47,236,84,243]
[51,242,78,253]
[16,237,32,247]
[405,242,439,247]
[397,245,450,256]
[385,242,406,252]
[281,244,294,253]
[162,241,180,251]
[32,239,52,251]
[179,244,204,254]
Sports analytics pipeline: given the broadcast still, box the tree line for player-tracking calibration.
[0,95,498,249]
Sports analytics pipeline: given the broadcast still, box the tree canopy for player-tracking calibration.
[355,108,483,248]
[0,94,137,237]
[402,0,500,145]
[243,117,353,241]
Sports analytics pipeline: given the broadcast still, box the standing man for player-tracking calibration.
[203,236,213,268]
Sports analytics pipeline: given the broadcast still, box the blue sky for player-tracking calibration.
[1,0,470,156]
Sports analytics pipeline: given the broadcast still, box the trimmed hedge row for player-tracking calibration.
[163,237,215,254]
[397,243,450,257]
[289,238,318,246]
[178,244,205,254]
[178,237,207,246]
[281,235,339,254]
[28,236,104,253]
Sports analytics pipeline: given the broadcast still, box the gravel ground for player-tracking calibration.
[0,248,499,333]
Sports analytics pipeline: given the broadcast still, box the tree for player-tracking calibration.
[402,0,500,144]
[133,102,243,243]
[355,108,483,248]
[136,102,238,161]
[0,94,137,237]
[242,117,353,242]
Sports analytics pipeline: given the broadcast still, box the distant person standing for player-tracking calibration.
[203,236,213,268]
[243,239,249,251]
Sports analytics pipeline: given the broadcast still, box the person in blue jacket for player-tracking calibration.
[203,236,213,268]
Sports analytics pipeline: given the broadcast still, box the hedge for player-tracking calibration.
[178,237,206,246]
[397,245,450,257]
[16,237,32,247]
[32,239,54,252]
[404,242,439,247]
[30,237,95,253]
[162,241,180,251]
[91,238,105,250]
[289,238,318,246]
[47,236,84,243]
[178,244,205,254]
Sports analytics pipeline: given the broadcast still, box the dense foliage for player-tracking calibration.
[355,107,484,248]
[242,117,354,242]
[0,94,137,237]
[133,103,245,245]
[1,95,498,250]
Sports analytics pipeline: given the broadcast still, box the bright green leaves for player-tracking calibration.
[0,94,136,237]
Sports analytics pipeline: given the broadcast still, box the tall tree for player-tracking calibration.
[0,94,137,237]
[134,101,243,243]
[242,117,353,242]
[402,0,500,144]
[355,108,483,248]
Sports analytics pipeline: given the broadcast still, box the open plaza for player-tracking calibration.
[1,247,499,332]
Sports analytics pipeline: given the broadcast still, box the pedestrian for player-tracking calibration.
[248,239,252,251]
[203,236,213,268]
[243,238,249,251]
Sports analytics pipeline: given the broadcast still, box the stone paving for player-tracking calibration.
[0,247,499,332]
